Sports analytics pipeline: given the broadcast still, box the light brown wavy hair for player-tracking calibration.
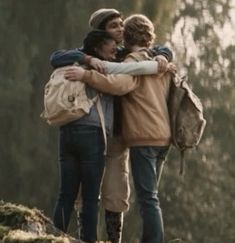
[123,14,156,48]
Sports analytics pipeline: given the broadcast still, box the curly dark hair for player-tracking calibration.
[82,30,113,60]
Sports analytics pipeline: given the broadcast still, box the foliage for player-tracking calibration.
[162,0,235,242]
[0,0,234,242]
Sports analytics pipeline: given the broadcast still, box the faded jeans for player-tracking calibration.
[53,125,105,243]
[130,146,169,243]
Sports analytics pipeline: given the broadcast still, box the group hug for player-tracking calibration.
[48,8,177,243]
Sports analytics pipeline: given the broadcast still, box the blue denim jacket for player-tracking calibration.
[50,48,85,68]
[50,45,173,68]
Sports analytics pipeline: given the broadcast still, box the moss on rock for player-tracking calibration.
[0,201,79,243]
[2,230,71,243]
[0,225,11,239]
[0,201,51,233]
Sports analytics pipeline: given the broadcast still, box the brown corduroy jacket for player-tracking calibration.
[82,49,172,146]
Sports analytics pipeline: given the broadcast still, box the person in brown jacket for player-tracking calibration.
[64,14,176,243]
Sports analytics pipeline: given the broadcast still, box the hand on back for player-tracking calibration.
[155,55,168,73]
[89,57,106,73]
[155,55,177,75]
[64,66,86,81]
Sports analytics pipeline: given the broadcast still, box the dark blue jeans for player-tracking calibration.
[130,146,169,243]
[53,125,105,243]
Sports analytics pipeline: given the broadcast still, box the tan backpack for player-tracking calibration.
[40,65,107,153]
[41,66,100,126]
[168,74,207,174]
[40,66,107,154]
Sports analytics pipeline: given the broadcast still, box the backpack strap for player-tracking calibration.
[96,95,107,155]
[156,159,166,190]
[179,149,185,176]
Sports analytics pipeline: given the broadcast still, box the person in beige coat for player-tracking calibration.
[65,14,175,243]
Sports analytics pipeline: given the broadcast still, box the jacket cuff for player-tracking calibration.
[152,46,173,62]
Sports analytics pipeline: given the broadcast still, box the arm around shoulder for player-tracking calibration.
[104,60,159,75]
[82,70,139,95]
[49,49,88,68]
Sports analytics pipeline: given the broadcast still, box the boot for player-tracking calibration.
[105,210,123,243]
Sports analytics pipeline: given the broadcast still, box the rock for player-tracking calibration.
[0,201,81,243]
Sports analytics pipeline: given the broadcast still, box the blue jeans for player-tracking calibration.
[53,125,105,243]
[130,146,169,243]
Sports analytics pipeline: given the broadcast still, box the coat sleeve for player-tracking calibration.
[49,48,86,68]
[104,60,159,75]
[82,70,140,96]
[151,45,173,62]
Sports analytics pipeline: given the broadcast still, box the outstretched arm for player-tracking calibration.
[50,44,173,72]
[64,66,140,96]
[64,64,176,95]
[104,60,160,75]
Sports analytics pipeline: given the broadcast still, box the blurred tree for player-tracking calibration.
[0,0,234,242]
[160,0,235,243]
